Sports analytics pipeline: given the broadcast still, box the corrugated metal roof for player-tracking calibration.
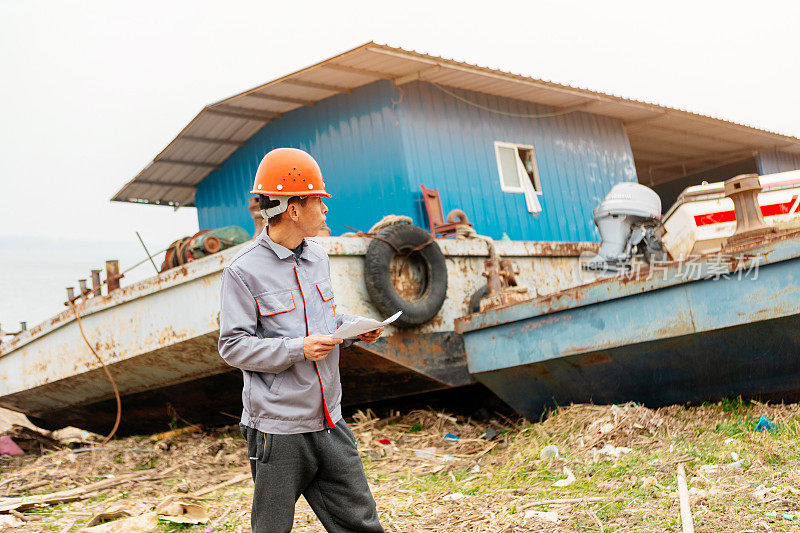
[112,42,800,207]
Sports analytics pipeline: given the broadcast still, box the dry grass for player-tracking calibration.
[2,399,799,532]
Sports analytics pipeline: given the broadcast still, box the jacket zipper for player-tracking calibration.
[293,261,335,431]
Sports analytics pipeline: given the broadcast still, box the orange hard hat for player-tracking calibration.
[250,148,331,197]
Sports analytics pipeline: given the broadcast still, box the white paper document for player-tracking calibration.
[330,311,403,339]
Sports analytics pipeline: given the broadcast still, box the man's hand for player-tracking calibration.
[303,335,342,361]
[357,327,384,344]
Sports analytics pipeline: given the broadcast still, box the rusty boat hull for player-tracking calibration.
[0,236,594,434]
[455,230,800,418]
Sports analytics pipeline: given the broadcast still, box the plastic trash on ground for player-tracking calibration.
[481,428,499,440]
[596,443,632,458]
[539,445,559,460]
[443,432,459,443]
[0,436,25,456]
[755,415,776,432]
[414,447,454,462]
[552,466,576,487]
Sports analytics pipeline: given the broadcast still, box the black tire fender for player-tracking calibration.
[364,224,448,328]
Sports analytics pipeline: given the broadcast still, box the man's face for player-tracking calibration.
[292,196,328,237]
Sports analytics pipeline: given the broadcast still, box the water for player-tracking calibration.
[0,233,187,337]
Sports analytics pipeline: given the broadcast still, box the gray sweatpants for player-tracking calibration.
[241,419,384,533]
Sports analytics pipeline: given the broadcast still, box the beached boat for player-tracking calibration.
[455,173,800,417]
[0,235,593,434]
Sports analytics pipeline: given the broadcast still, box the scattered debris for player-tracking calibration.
[0,466,179,513]
[523,509,559,523]
[539,444,559,460]
[156,495,209,524]
[83,502,150,527]
[1,424,60,453]
[755,415,777,432]
[191,473,250,498]
[413,447,455,462]
[676,463,695,533]
[149,425,202,441]
[0,402,798,531]
[753,486,778,501]
[698,455,747,479]
[552,467,576,487]
[80,511,158,532]
[0,436,24,457]
[0,514,26,528]
[52,427,101,446]
[595,443,632,458]
[443,432,459,443]
[481,427,499,440]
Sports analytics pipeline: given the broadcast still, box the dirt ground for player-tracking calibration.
[1,399,799,532]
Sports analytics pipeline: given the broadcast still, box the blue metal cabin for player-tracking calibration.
[112,43,800,238]
[195,79,636,241]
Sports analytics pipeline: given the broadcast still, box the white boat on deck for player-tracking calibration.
[661,169,800,259]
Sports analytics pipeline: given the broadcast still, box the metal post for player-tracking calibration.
[78,279,88,296]
[723,173,775,247]
[91,269,102,296]
[66,287,75,302]
[20,321,27,331]
[106,260,121,292]
[499,258,519,287]
[483,258,502,295]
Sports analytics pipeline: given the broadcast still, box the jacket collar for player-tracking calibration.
[257,227,322,262]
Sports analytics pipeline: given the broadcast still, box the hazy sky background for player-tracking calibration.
[1,0,798,330]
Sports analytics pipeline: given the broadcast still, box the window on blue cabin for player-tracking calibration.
[494,141,542,215]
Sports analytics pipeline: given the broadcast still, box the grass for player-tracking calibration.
[4,400,800,532]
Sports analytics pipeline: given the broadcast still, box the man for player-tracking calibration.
[218,147,384,533]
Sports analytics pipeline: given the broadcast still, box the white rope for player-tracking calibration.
[368,215,413,234]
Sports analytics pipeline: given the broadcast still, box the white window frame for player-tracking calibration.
[493,141,542,195]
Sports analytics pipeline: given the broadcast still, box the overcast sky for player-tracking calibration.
[1,0,798,329]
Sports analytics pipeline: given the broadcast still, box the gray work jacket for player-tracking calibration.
[218,228,359,434]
